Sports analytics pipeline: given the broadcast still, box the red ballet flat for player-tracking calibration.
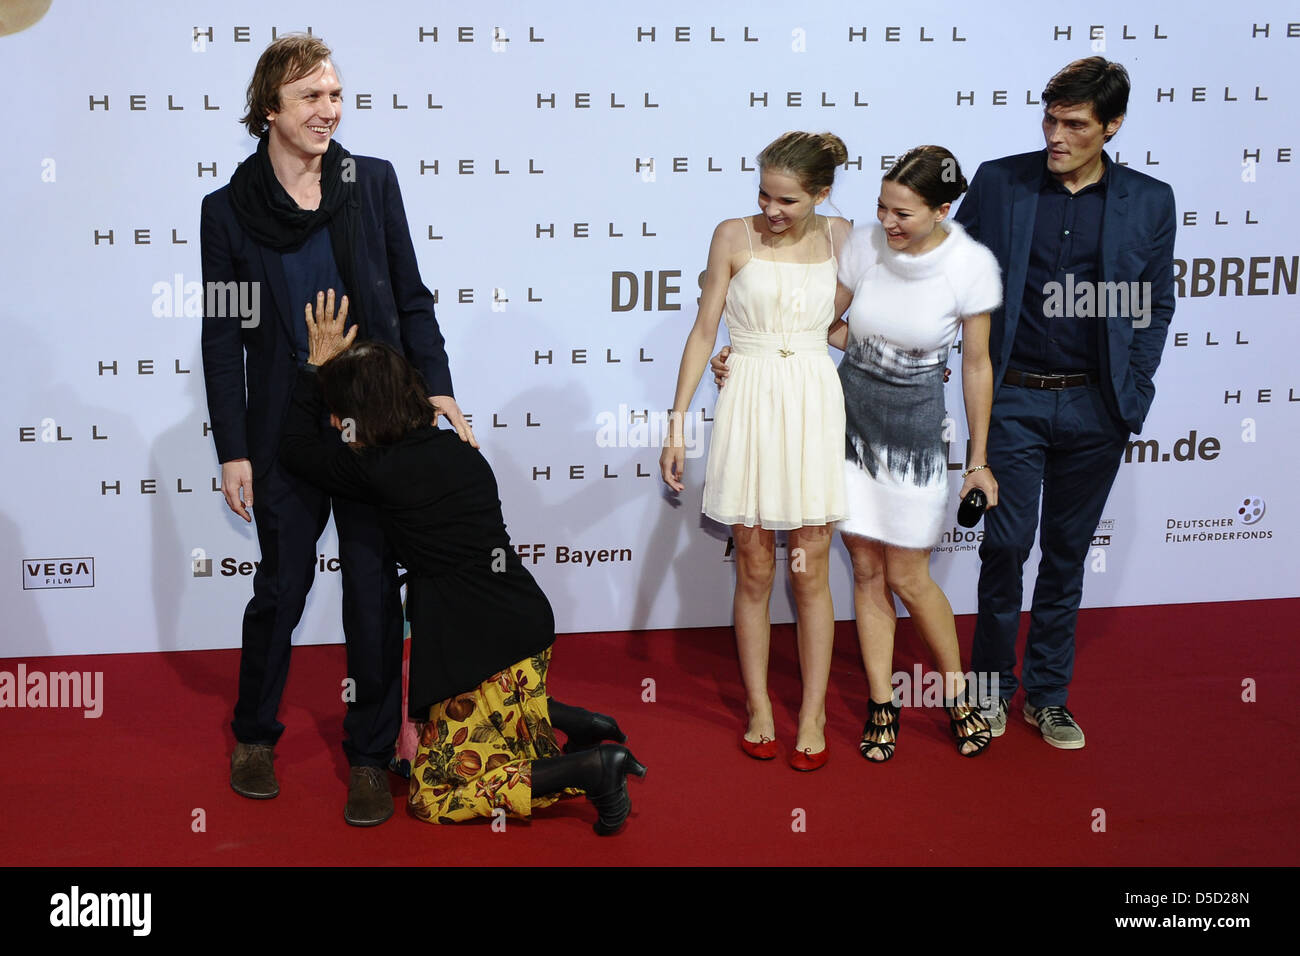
[740,733,779,760]
[789,744,828,771]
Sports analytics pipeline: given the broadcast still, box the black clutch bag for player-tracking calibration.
[957,488,987,528]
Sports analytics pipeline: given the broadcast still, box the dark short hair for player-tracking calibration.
[756,131,849,196]
[882,145,967,209]
[240,33,335,139]
[1042,56,1130,140]
[316,342,435,447]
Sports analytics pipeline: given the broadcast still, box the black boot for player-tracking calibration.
[531,743,647,835]
[548,698,628,753]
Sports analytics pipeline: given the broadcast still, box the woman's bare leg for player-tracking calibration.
[787,525,834,754]
[732,524,777,742]
[843,533,896,706]
[882,545,988,754]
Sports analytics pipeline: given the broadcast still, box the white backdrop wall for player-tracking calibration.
[2,1,1297,658]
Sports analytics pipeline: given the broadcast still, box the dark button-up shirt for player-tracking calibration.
[281,227,347,366]
[1010,154,1109,374]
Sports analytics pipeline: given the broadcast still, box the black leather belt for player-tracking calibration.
[1003,369,1097,390]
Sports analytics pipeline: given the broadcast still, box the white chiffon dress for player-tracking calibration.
[701,216,848,531]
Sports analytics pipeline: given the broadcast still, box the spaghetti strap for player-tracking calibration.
[823,215,835,261]
[740,217,754,259]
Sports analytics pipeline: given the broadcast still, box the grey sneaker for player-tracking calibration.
[980,697,1008,737]
[1024,703,1086,750]
[231,742,279,799]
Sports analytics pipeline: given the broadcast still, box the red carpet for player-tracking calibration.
[2,599,1296,867]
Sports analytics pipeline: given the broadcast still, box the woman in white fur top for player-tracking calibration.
[833,146,1001,762]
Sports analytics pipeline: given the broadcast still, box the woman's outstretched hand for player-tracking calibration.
[660,416,687,492]
[305,289,356,366]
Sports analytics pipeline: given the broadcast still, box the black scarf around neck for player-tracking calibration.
[229,137,363,333]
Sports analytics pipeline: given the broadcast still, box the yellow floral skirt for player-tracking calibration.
[408,648,576,823]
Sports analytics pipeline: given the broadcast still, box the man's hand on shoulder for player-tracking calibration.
[429,395,479,448]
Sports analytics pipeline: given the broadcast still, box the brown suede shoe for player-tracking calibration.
[344,766,394,826]
[230,743,279,799]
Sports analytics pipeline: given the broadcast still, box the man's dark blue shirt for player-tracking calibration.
[282,227,348,366]
[1010,154,1109,374]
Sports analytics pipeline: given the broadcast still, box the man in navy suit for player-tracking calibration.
[201,34,474,823]
[953,57,1175,749]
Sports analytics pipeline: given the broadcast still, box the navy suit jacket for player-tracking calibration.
[953,149,1175,434]
[200,153,453,478]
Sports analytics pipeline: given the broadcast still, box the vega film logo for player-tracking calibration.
[22,557,94,590]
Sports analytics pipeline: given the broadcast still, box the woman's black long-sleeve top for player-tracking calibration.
[279,366,555,716]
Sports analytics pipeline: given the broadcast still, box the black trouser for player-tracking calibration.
[230,455,404,769]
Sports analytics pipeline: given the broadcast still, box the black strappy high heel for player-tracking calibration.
[859,697,900,762]
[945,684,992,757]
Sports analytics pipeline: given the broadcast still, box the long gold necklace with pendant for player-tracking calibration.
[771,215,818,358]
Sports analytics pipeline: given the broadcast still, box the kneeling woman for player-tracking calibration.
[280,291,646,834]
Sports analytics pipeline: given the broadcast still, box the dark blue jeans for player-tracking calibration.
[971,382,1129,708]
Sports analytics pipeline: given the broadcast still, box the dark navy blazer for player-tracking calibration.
[200,154,453,477]
[954,149,1176,434]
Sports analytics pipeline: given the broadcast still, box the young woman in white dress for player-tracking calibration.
[660,132,852,770]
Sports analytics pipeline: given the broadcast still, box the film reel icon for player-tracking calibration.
[1236,497,1265,526]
